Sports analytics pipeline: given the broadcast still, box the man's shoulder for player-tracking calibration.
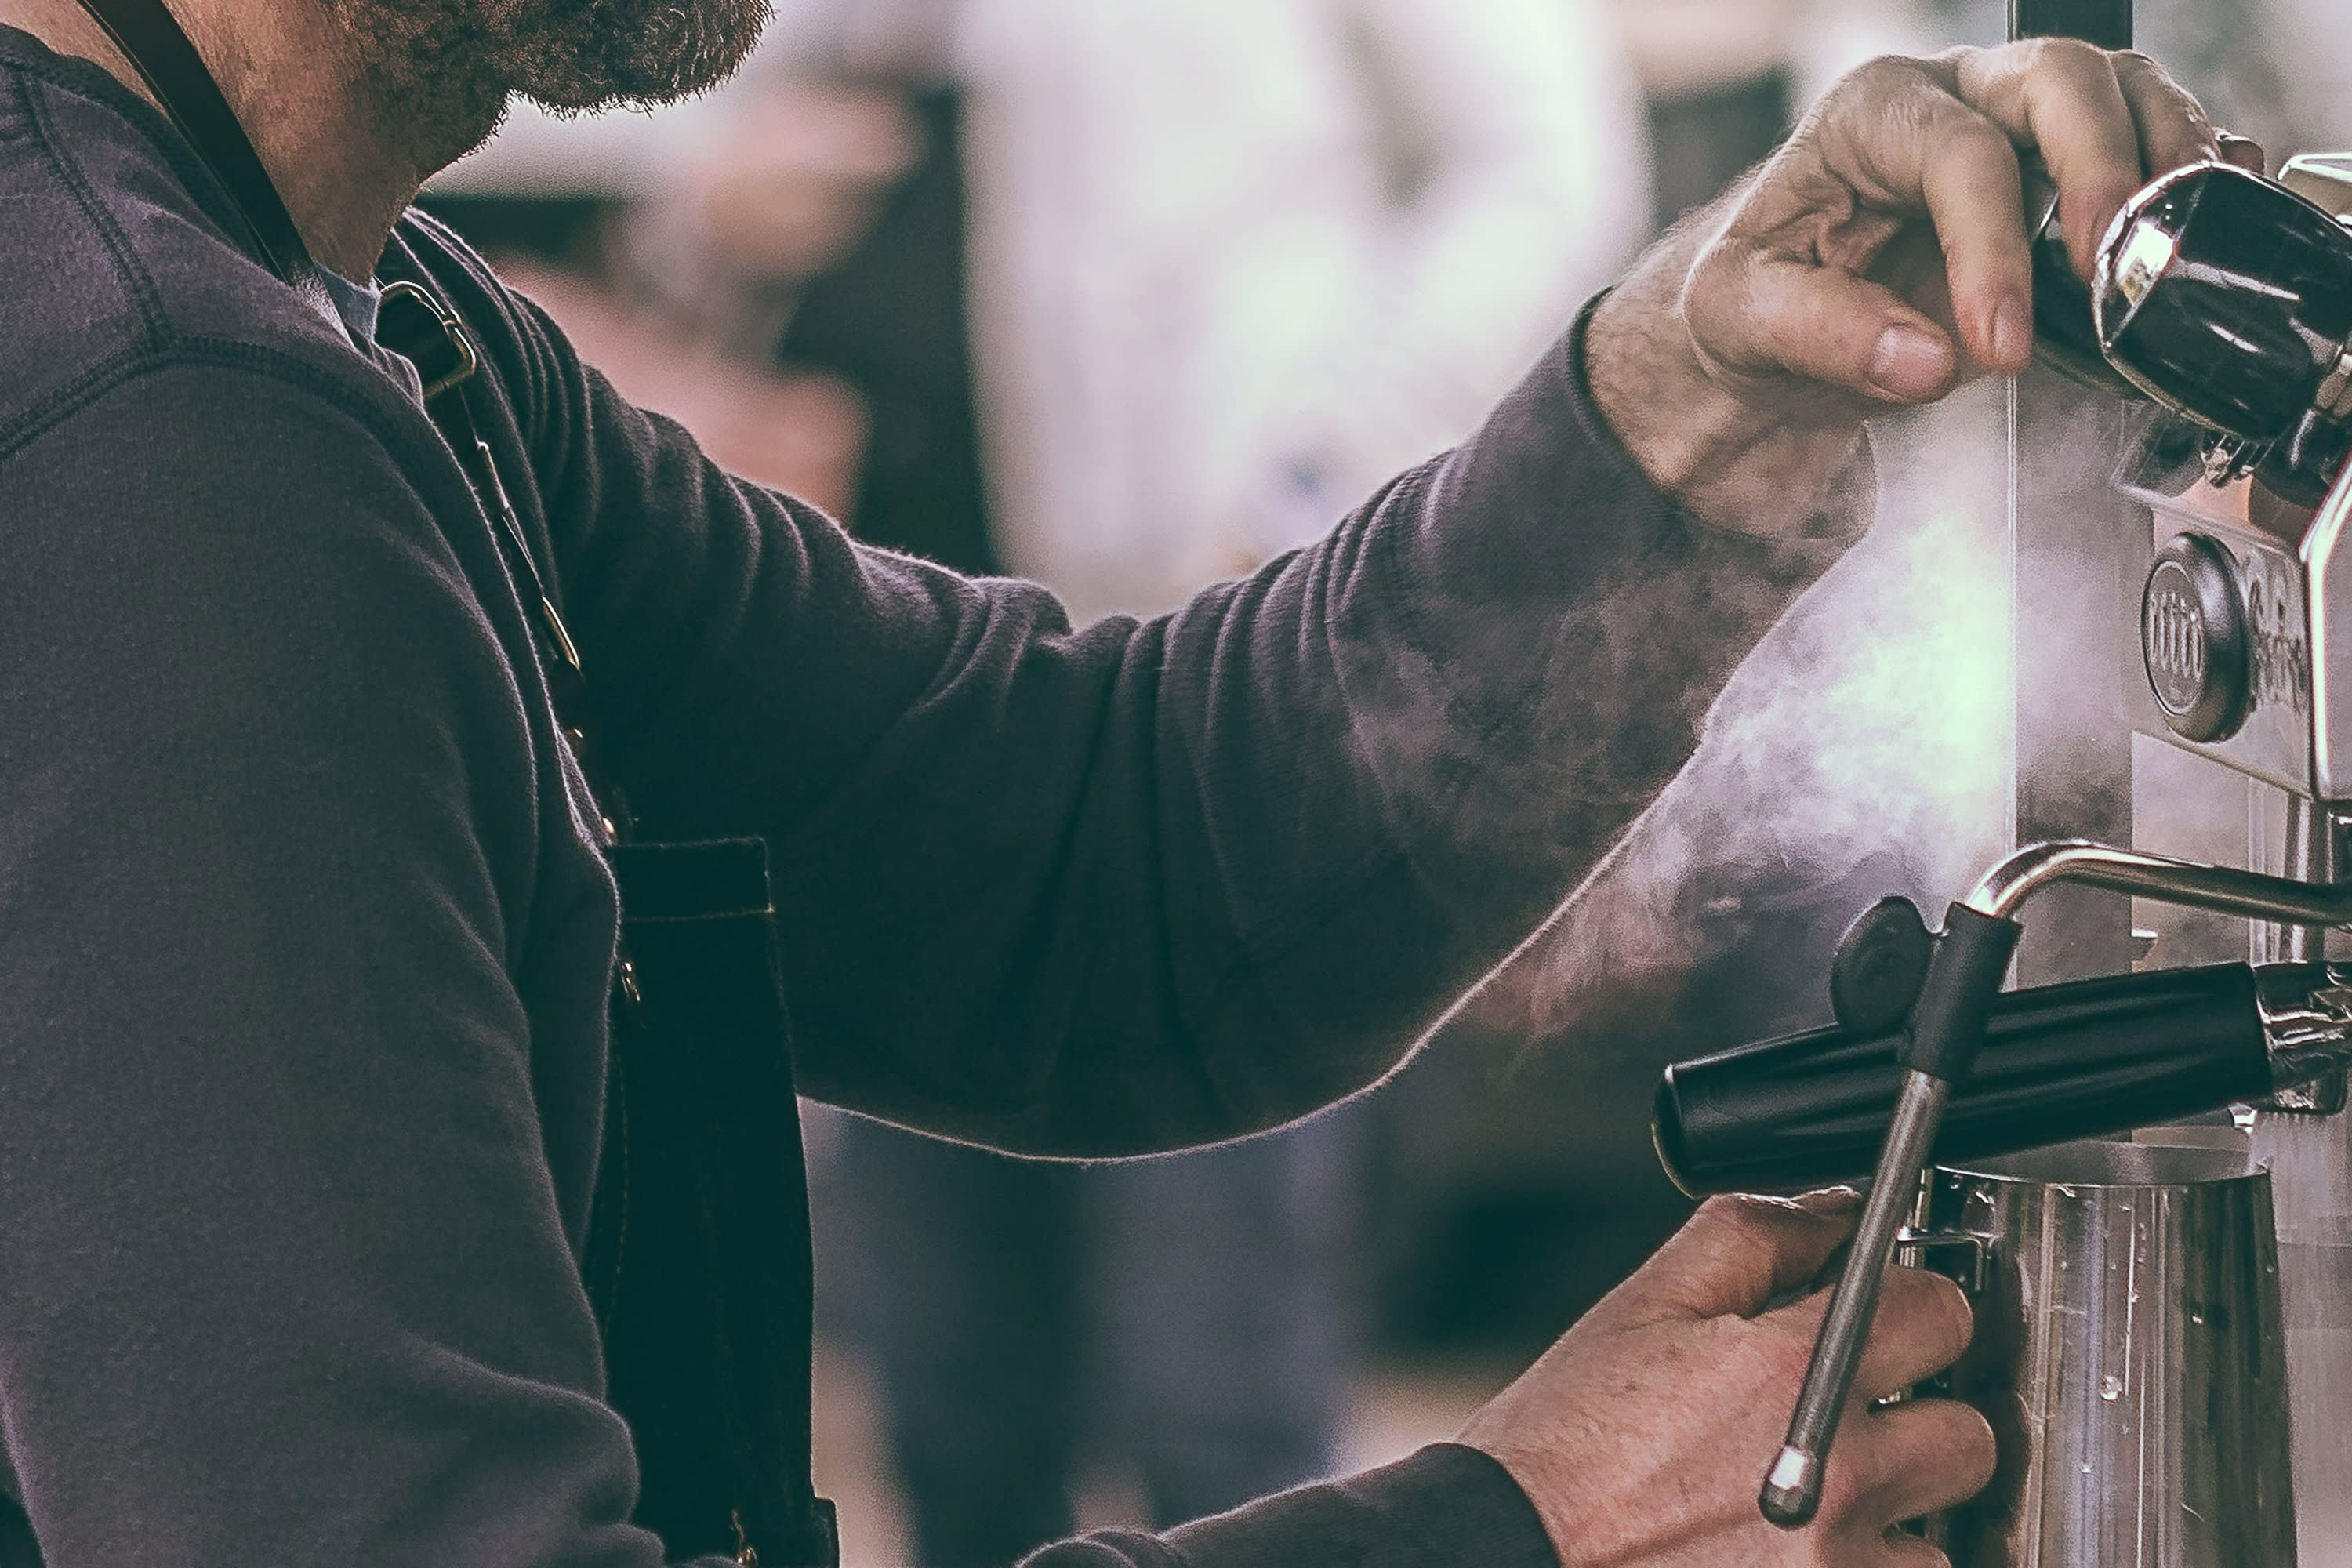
[0,27,410,455]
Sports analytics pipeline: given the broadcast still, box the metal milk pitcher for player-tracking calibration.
[1905,1138,2296,1566]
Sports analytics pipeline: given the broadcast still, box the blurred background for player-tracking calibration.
[424,1,2352,1562]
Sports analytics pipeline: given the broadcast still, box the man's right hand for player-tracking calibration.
[1459,1193,1995,1566]
[1585,42,2241,540]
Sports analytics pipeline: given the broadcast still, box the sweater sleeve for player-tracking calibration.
[1018,1445,1558,1568]
[507,278,1870,1156]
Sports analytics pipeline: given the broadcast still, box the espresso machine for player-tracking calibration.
[1650,3,2352,1560]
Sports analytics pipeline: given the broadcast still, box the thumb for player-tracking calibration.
[1686,242,1960,405]
[1613,1192,1860,1325]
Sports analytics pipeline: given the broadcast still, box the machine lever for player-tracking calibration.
[1759,907,2019,1527]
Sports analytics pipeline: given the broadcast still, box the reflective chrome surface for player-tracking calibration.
[1965,839,2352,927]
[1760,1070,1948,1526]
[2247,1112,2352,1565]
[2091,162,2352,447]
[1917,1140,2296,1566]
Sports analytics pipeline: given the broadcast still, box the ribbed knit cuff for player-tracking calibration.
[1155,1441,1559,1568]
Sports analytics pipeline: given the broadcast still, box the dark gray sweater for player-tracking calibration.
[0,24,1861,1566]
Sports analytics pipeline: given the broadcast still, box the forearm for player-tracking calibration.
[513,256,1869,1156]
[768,304,1868,1155]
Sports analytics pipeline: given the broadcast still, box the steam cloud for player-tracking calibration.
[1452,382,2038,1112]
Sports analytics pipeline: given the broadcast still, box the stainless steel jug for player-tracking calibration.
[1907,1138,2296,1566]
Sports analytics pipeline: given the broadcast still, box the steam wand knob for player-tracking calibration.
[1828,896,1934,1036]
[1758,904,2022,1529]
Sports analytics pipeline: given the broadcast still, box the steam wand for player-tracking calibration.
[1759,838,2352,1530]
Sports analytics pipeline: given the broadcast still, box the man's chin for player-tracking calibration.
[492,0,768,114]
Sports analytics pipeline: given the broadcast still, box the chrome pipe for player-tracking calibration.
[1761,1070,1950,1526]
[1969,839,2352,927]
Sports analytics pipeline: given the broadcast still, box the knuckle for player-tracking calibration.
[1700,1192,1798,1250]
[1897,1398,1997,1479]
[1683,1193,1751,1248]
[2025,34,2112,82]
[1693,1192,1752,1225]
[1837,53,1936,107]
[2114,49,2187,98]
[1944,114,2016,159]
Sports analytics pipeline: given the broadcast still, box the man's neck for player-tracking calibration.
[0,0,458,276]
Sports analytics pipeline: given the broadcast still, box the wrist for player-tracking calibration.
[1584,246,1866,541]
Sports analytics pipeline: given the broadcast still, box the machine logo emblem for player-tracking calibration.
[2241,559,2311,716]
[2146,568,2208,706]
[2142,532,2254,742]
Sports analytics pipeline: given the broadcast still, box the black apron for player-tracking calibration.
[589,837,839,1567]
[16,0,843,1556]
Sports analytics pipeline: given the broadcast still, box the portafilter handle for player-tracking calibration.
[1759,906,2020,1527]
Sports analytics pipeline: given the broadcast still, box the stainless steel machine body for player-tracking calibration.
[1748,2,2352,1550]
[2090,161,2352,1564]
[2001,120,2352,1568]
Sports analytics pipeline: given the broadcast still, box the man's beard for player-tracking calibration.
[481,0,769,109]
[328,0,769,168]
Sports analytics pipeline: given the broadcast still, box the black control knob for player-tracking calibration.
[1828,897,1933,1037]
[2143,532,2252,742]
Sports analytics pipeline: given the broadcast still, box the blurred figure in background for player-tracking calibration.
[429,82,912,518]
[948,0,1649,619]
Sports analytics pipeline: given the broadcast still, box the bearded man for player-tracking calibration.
[0,0,2238,1555]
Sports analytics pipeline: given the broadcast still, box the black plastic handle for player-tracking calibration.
[1655,962,2270,1196]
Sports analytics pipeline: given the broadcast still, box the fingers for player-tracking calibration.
[1955,40,2144,281]
[1669,40,2227,416]
[2112,52,2223,176]
[2218,132,2267,174]
[1900,93,2034,371]
[1855,1265,1975,1399]
[1614,1192,1860,1323]
[1846,1397,1998,1523]
[1686,241,1959,404]
[1775,57,2033,376]
[1754,1262,1973,1400]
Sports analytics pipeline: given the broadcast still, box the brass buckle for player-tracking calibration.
[379,279,481,403]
